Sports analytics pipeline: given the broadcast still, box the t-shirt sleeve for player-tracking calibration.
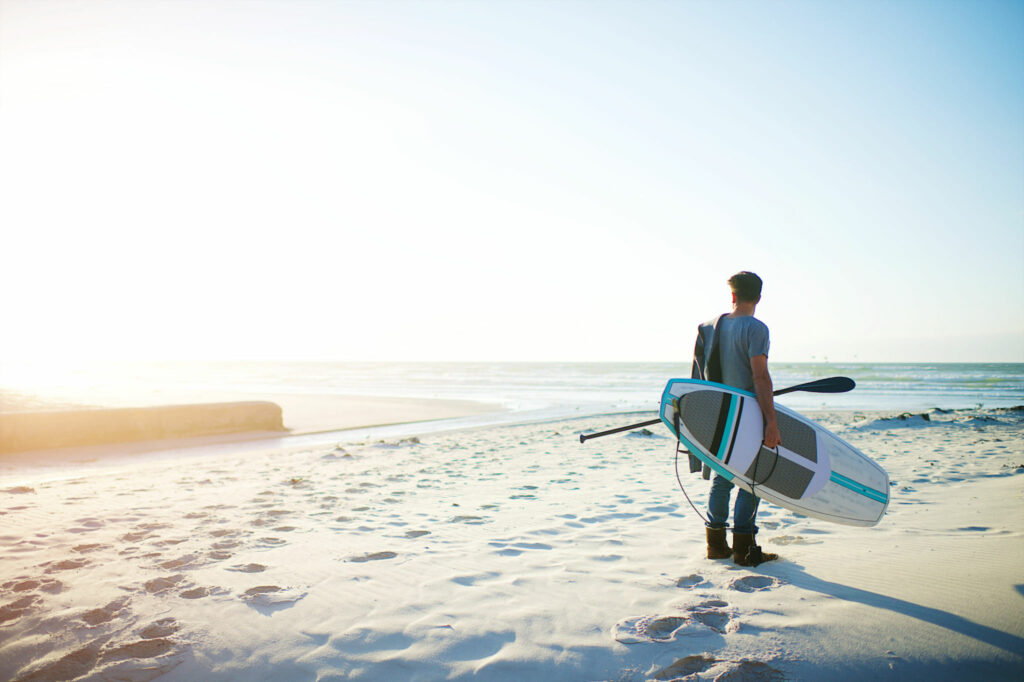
[747,321,770,358]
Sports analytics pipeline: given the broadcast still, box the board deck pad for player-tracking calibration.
[663,379,889,527]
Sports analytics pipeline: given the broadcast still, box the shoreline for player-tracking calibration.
[2,396,1015,472]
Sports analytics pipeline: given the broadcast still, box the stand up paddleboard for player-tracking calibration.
[661,379,889,527]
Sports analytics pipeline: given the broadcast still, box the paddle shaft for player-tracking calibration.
[578,376,855,443]
[578,418,661,443]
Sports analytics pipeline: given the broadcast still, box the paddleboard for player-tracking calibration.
[660,378,889,527]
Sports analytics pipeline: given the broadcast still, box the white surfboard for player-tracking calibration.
[660,379,889,527]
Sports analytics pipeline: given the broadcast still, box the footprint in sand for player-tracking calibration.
[72,543,105,554]
[69,518,105,533]
[644,616,689,640]
[12,639,106,681]
[153,537,190,548]
[450,515,486,525]
[121,530,154,543]
[99,637,177,662]
[651,656,783,681]
[241,585,306,607]
[257,537,287,547]
[686,601,734,633]
[180,586,214,599]
[676,573,707,589]
[404,530,430,539]
[451,572,499,586]
[227,563,267,573]
[613,615,695,643]
[158,554,202,570]
[614,599,737,644]
[729,575,782,593]
[81,597,130,626]
[712,659,785,681]
[142,575,187,594]
[140,618,180,639]
[651,654,718,679]
[0,594,41,624]
[3,577,62,594]
[768,535,823,546]
[349,551,397,563]
[43,558,89,573]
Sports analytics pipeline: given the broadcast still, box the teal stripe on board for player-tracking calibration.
[717,394,739,460]
[829,471,888,503]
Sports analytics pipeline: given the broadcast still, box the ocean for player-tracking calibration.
[3,361,1021,418]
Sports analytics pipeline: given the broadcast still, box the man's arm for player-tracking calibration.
[750,354,782,449]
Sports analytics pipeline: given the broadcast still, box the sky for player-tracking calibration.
[1,0,1022,365]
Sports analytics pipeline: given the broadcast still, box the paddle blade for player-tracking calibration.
[774,376,855,396]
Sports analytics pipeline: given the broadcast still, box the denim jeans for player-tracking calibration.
[706,474,759,535]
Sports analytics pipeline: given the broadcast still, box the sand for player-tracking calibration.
[0,405,1021,681]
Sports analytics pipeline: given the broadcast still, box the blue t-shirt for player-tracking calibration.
[698,315,770,393]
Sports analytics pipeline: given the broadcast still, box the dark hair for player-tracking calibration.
[728,271,763,303]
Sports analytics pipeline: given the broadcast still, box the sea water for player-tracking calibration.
[4,361,1021,418]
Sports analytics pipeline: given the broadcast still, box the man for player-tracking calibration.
[692,271,780,566]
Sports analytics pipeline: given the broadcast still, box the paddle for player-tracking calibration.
[578,376,856,443]
[771,375,855,396]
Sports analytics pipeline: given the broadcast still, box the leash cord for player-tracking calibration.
[674,439,710,525]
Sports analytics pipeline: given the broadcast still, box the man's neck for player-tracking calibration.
[730,301,757,318]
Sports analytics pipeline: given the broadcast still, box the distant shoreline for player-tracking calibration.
[0,402,286,455]
[0,394,503,457]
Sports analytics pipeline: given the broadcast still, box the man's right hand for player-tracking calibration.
[763,421,782,449]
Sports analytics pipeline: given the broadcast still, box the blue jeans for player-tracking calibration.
[706,474,759,535]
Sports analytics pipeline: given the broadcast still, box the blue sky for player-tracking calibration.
[1,0,1021,364]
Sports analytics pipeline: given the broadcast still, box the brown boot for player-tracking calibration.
[732,533,778,567]
[706,527,731,559]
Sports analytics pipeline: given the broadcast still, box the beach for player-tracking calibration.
[1,394,1022,681]
[4,0,1022,677]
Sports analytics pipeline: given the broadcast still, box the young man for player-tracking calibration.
[692,271,781,566]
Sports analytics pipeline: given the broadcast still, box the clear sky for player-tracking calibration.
[1,0,1022,364]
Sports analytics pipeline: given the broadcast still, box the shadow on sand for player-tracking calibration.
[779,564,1024,657]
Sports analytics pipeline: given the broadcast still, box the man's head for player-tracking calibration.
[728,271,763,304]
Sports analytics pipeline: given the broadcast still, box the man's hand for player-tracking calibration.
[763,421,782,449]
